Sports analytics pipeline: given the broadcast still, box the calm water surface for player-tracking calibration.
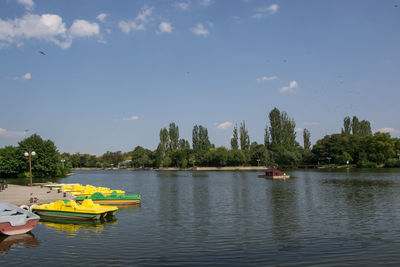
[1,169,400,266]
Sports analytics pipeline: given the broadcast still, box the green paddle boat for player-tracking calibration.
[75,191,141,206]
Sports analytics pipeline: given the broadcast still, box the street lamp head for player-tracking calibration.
[31,151,36,156]
[24,152,29,157]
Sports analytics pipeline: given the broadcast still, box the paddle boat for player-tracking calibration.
[75,191,141,205]
[62,184,125,197]
[0,202,40,236]
[32,199,118,220]
[70,187,125,197]
[258,167,290,179]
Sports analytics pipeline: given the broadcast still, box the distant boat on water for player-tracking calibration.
[258,167,290,179]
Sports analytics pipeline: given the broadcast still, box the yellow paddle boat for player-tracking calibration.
[32,199,118,220]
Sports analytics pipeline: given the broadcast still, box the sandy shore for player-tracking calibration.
[0,184,74,206]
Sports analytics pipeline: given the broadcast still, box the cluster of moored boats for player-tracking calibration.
[0,183,140,236]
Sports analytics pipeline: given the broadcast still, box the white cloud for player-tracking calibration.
[295,128,303,133]
[96,13,108,23]
[0,14,101,49]
[191,23,210,37]
[175,1,190,11]
[17,0,34,11]
[119,21,142,34]
[118,6,153,34]
[302,122,320,126]
[0,128,27,137]
[136,6,153,23]
[200,0,213,6]
[22,72,31,80]
[256,76,277,83]
[13,72,32,81]
[69,20,99,38]
[122,115,139,121]
[159,22,172,33]
[280,80,298,93]
[217,121,233,130]
[253,4,279,19]
[375,128,400,134]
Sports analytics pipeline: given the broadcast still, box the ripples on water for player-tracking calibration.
[1,169,400,266]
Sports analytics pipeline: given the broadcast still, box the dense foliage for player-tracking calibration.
[1,110,400,179]
[0,134,69,178]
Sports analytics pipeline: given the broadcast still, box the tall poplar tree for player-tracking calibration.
[351,116,360,136]
[192,125,211,152]
[240,121,250,150]
[159,128,169,157]
[280,111,296,148]
[199,125,211,151]
[168,122,179,151]
[269,107,281,146]
[192,125,199,151]
[231,124,239,150]
[303,128,311,150]
[264,125,270,147]
[342,116,351,135]
[359,120,372,137]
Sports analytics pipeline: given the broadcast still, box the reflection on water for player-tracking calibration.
[2,169,400,266]
[0,233,39,253]
[40,216,117,236]
[323,179,395,187]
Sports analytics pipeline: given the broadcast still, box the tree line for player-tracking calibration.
[1,108,400,178]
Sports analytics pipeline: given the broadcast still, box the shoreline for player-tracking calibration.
[72,166,270,171]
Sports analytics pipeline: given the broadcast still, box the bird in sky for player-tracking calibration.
[39,51,46,55]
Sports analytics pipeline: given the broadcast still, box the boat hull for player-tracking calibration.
[258,175,290,180]
[0,219,40,236]
[258,175,290,179]
[77,199,140,205]
[34,210,103,220]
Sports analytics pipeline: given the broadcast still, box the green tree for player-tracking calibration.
[192,125,211,152]
[228,149,247,166]
[231,124,239,150]
[168,122,179,151]
[178,139,190,149]
[0,146,21,178]
[250,143,270,166]
[359,120,372,137]
[280,112,296,148]
[159,127,169,157]
[303,128,311,150]
[269,107,282,146]
[264,125,270,147]
[351,116,360,136]
[101,151,124,166]
[240,121,250,150]
[131,146,153,167]
[342,116,351,135]
[17,134,59,178]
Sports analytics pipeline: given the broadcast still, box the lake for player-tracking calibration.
[1,169,400,266]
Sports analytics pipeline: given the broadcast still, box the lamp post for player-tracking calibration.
[61,159,65,169]
[24,151,36,187]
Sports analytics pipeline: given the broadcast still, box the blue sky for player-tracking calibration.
[1,0,400,155]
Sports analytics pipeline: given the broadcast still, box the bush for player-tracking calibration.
[385,158,400,168]
[357,159,377,168]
